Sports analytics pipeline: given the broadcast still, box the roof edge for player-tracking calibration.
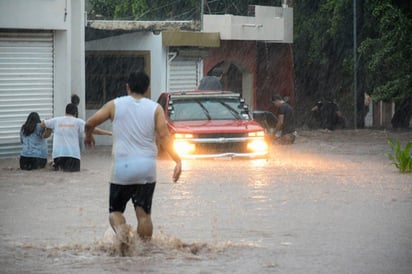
[87,20,200,32]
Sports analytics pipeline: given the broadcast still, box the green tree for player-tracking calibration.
[293,0,357,126]
[293,0,411,128]
[359,0,412,102]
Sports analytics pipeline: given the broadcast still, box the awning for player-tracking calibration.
[162,31,220,47]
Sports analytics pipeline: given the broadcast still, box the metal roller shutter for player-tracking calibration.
[168,58,201,91]
[0,31,54,158]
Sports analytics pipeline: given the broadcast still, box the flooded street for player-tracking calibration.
[1,129,411,273]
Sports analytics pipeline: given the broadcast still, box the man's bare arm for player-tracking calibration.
[43,128,52,138]
[85,101,114,147]
[155,105,182,182]
[92,127,112,136]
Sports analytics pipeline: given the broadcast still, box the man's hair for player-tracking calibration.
[127,71,150,94]
[271,95,283,102]
[210,67,223,77]
[66,103,78,116]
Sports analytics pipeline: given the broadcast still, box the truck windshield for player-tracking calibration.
[169,98,249,121]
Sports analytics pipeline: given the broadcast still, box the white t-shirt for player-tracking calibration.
[111,96,158,185]
[44,116,85,160]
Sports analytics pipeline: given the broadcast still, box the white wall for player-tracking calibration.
[85,32,167,101]
[0,0,69,30]
[70,0,86,120]
[53,30,70,117]
[203,5,293,43]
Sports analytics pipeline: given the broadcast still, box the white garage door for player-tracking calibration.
[168,57,201,91]
[0,31,54,158]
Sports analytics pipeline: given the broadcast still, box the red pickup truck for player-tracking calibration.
[157,91,268,159]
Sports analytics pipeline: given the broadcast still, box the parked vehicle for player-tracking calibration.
[157,91,268,159]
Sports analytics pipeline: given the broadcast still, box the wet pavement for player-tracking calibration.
[0,129,411,273]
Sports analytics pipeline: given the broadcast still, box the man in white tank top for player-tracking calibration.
[84,71,182,250]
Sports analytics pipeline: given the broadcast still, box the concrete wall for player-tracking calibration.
[70,0,86,120]
[203,5,293,43]
[256,43,295,113]
[53,30,71,117]
[85,32,167,101]
[203,41,257,108]
[0,0,69,30]
[203,41,295,113]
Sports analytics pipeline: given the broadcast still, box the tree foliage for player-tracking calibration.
[359,0,412,102]
[293,0,356,127]
[293,0,411,127]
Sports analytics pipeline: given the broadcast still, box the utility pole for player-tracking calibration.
[353,0,358,129]
[200,0,204,31]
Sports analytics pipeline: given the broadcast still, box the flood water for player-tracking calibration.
[1,131,412,273]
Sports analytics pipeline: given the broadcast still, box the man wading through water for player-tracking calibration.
[271,95,296,145]
[84,71,182,254]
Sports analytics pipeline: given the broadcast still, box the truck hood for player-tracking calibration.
[167,120,264,134]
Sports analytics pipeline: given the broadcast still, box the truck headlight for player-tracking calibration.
[247,139,268,152]
[173,133,195,155]
[174,140,195,155]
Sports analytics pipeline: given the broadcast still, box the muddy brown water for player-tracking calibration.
[1,129,411,273]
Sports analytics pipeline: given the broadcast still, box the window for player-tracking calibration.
[85,53,146,108]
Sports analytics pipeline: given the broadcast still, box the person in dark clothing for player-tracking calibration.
[311,99,345,130]
[271,95,296,144]
[197,67,223,91]
[320,100,338,130]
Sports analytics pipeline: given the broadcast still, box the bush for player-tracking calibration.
[387,138,412,173]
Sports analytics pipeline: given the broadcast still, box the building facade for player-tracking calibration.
[202,4,294,112]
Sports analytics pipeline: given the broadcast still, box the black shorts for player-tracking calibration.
[109,182,156,215]
[20,156,47,170]
[53,157,80,172]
